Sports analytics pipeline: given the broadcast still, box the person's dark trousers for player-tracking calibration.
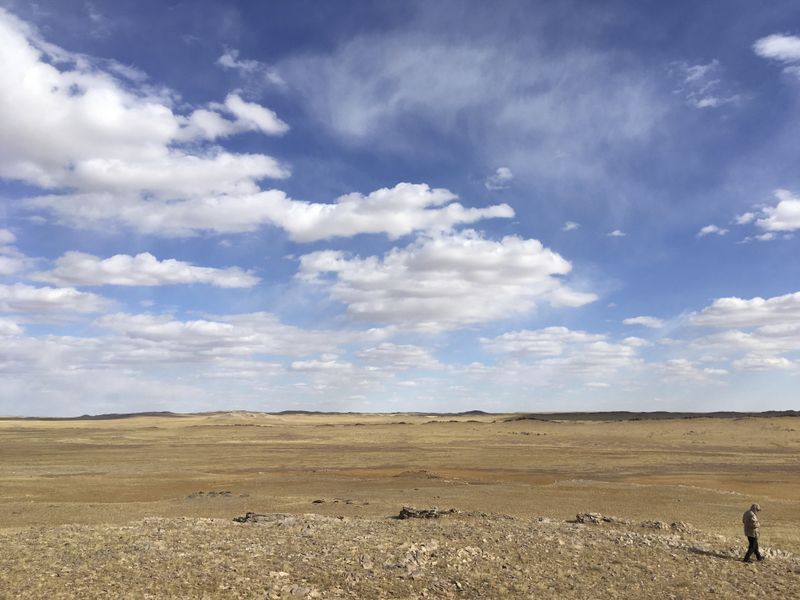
[744,536,763,561]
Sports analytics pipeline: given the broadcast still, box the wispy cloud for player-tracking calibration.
[670,60,740,109]
[216,48,285,87]
[623,316,665,329]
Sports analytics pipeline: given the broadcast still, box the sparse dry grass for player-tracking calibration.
[1,413,799,598]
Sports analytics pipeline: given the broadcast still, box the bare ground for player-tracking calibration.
[1,412,799,598]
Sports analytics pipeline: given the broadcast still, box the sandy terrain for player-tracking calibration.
[1,412,798,598]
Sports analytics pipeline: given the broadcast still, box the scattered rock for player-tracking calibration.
[233,512,269,523]
[576,512,628,525]
[187,490,233,500]
[398,506,458,519]
[640,520,669,530]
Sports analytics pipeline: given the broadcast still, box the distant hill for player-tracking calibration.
[2,409,798,421]
[505,410,800,422]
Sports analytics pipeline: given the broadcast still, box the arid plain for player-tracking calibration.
[1,412,799,598]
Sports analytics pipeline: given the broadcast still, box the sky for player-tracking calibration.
[1,0,799,416]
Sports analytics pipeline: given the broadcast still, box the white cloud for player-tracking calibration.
[584,381,610,388]
[33,252,259,288]
[702,367,728,376]
[0,229,16,244]
[689,291,800,372]
[216,48,285,87]
[538,340,641,376]
[356,343,442,370]
[220,93,289,136]
[0,317,22,336]
[0,8,289,227]
[657,358,715,382]
[562,221,580,232]
[474,326,645,388]
[290,355,353,372]
[697,224,728,237]
[691,291,800,328]
[733,355,795,371]
[482,327,604,357]
[754,189,800,232]
[484,167,513,190]
[623,316,665,329]
[735,212,756,225]
[622,336,651,347]
[298,230,596,331]
[607,229,626,237]
[268,183,514,242]
[753,34,800,63]
[0,283,106,314]
[217,48,262,73]
[177,94,288,141]
[29,182,513,240]
[93,312,347,364]
[0,243,35,276]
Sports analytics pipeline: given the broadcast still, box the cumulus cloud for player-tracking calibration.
[267,183,513,242]
[607,230,626,237]
[690,291,800,372]
[33,252,259,288]
[691,291,800,328]
[0,9,288,224]
[0,317,23,336]
[0,231,35,276]
[623,316,665,329]
[754,189,800,233]
[656,358,719,382]
[482,327,604,357]
[298,230,596,331]
[484,167,513,190]
[356,343,442,370]
[697,224,728,237]
[0,283,106,314]
[735,212,756,225]
[538,340,642,377]
[290,355,352,372]
[219,93,289,136]
[754,34,800,65]
[95,312,343,360]
[177,94,288,141]
[30,183,513,240]
[733,355,795,371]
[470,326,646,390]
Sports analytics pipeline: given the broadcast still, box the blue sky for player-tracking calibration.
[1,0,799,416]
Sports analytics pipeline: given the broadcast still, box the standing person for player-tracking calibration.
[742,503,764,563]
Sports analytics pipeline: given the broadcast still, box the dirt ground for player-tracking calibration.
[1,412,798,598]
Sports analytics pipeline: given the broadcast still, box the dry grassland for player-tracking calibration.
[1,412,799,598]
